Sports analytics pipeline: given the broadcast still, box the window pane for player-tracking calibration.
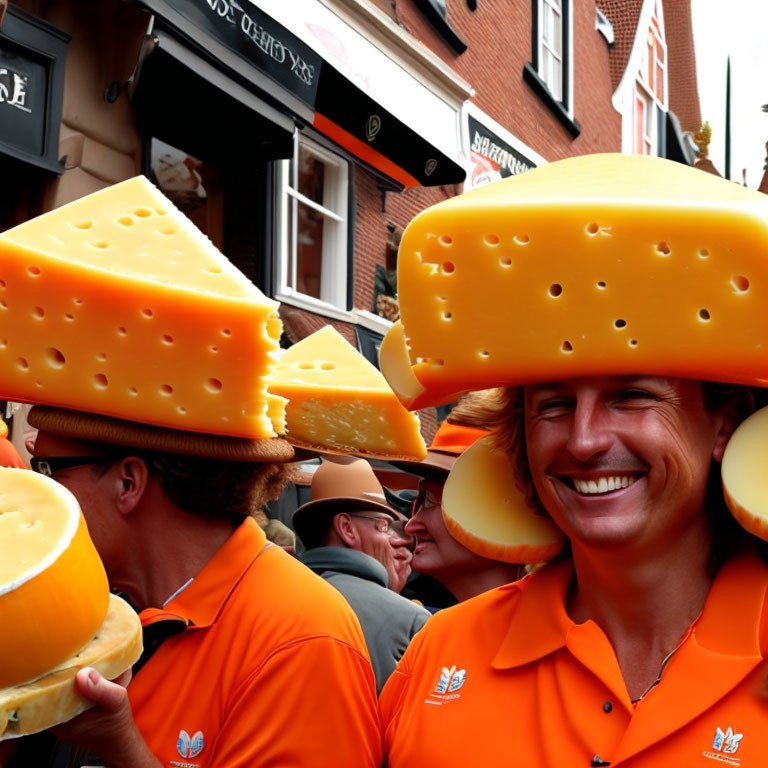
[297,145,326,206]
[635,95,645,154]
[295,201,325,300]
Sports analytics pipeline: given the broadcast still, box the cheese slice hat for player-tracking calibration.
[382,153,768,557]
[381,153,768,408]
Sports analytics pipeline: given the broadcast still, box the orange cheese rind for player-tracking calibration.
[391,154,768,409]
[0,593,143,739]
[442,436,565,563]
[722,405,768,541]
[0,468,109,689]
[0,176,284,439]
[267,326,427,460]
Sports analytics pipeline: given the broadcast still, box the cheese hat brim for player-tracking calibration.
[27,406,294,463]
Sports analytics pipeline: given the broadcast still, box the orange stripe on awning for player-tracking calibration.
[313,113,421,189]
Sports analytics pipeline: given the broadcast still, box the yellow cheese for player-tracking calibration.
[0,467,109,688]
[267,326,427,459]
[391,153,768,408]
[0,177,284,438]
[722,406,768,540]
[442,436,565,563]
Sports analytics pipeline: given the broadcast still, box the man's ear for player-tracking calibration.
[713,392,754,463]
[331,513,359,549]
[114,457,150,515]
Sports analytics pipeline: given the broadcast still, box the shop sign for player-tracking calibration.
[468,115,537,188]
[0,64,29,112]
[170,0,322,108]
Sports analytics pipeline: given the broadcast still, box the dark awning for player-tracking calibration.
[137,0,466,188]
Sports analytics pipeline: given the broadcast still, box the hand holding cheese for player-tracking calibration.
[0,468,141,738]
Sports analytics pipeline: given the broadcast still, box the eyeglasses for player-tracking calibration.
[348,514,398,535]
[30,456,114,477]
[411,488,442,515]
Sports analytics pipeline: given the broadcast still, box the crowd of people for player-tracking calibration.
[2,154,768,767]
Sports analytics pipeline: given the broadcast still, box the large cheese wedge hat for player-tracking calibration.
[382,153,768,408]
[0,467,141,737]
[383,153,768,554]
[0,176,286,440]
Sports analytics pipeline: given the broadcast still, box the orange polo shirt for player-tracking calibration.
[129,518,382,767]
[380,554,768,767]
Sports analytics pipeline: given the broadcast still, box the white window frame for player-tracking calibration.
[634,83,654,155]
[538,0,564,102]
[276,133,349,312]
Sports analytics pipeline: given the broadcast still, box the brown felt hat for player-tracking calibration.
[27,406,294,463]
[292,456,398,547]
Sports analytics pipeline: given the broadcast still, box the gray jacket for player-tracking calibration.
[300,547,430,692]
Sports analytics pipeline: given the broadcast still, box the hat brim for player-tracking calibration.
[292,496,398,546]
[390,450,456,478]
[28,406,294,463]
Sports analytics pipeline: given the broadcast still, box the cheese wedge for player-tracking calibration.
[391,153,768,408]
[722,405,768,541]
[442,436,565,563]
[0,593,142,738]
[0,467,109,688]
[0,176,284,438]
[267,326,427,459]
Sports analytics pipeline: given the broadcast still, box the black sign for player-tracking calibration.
[467,115,536,188]
[0,7,68,174]
[161,0,322,109]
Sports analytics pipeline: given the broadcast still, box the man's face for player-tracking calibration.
[32,431,121,575]
[389,515,414,594]
[523,375,732,556]
[348,511,400,589]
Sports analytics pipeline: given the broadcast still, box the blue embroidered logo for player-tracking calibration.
[177,730,204,759]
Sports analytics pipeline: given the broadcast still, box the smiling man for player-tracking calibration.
[379,154,768,767]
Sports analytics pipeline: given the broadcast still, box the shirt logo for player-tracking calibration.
[177,730,204,759]
[425,665,466,706]
[702,726,743,765]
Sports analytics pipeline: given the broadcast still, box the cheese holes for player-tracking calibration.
[160,385,173,396]
[141,308,154,318]
[154,208,167,216]
[94,374,108,390]
[134,208,153,218]
[561,341,573,353]
[32,307,44,320]
[441,262,455,275]
[128,387,138,396]
[89,242,109,250]
[177,406,187,415]
[160,226,179,236]
[45,348,66,369]
[320,363,335,370]
[161,334,174,345]
[586,223,600,235]
[73,220,93,230]
[16,358,28,371]
[117,217,134,227]
[205,378,223,394]
[96,353,107,362]
[500,257,512,267]
[437,296,447,302]
[629,339,639,347]
[0,339,7,349]
[298,363,313,370]
[597,281,607,289]
[514,234,530,245]
[442,312,453,321]
[656,241,671,256]
[73,298,83,305]
[479,350,490,359]
[731,275,750,293]
[0,301,6,310]
[221,328,232,337]
[209,345,219,354]
[0,280,6,289]
[65,313,75,322]
[438,235,453,246]
[614,319,627,329]
[484,234,500,246]
[117,327,127,336]
[28,266,41,277]
[698,309,711,322]
[698,248,710,259]
[549,284,563,298]
[205,265,224,274]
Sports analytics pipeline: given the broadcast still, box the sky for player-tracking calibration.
[691,0,768,187]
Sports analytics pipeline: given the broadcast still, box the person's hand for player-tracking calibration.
[51,668,161,768]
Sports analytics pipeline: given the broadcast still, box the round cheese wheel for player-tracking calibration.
[722,405,768,541]
[442,436,566,563]
[0,467,109,688]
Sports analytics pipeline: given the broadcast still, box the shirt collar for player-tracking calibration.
[491,553,768,671]
[139,517,269,630]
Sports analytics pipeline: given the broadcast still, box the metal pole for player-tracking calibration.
[725,56,732,180]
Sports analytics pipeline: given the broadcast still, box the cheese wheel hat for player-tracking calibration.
[0,467,141,738]
[292,457,399,548]
[382,153,768,554]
